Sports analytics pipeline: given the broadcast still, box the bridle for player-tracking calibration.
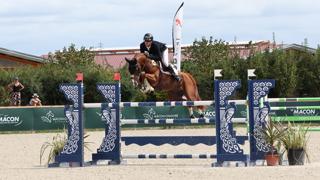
[127,54,161,88]
[129,58,146,87]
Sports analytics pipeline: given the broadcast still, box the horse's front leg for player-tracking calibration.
[138,72,148,92]
[140,73,156,93]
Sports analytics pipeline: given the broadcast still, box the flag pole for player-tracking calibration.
[172,2,184,72]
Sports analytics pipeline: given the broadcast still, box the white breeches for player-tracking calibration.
[162,49,169,67]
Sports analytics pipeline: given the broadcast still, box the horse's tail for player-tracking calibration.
[181,72,205,111]
[183,72,201,99]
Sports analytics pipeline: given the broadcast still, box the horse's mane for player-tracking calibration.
[134,53,147,61]
[135,53,159,68]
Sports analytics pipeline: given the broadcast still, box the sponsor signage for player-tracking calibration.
[0,108,33,131]
[1,101,319,131]
[0,114,22,126]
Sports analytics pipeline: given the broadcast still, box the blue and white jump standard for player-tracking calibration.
[248,80,275,162]
[49,78,275,167]
[213,80,248,166]
[91,83,121,164]
[49,83,84,167]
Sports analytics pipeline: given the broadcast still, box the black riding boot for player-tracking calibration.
[167,65,181,81]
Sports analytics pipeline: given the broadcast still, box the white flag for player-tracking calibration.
[248,69,256,78]
[214,69,223,79]
[172,2,184,72]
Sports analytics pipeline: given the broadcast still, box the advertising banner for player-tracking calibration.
[1,101,318,131]
[0,108,34,131]
[33,107,67,130]
[84,108,105,129]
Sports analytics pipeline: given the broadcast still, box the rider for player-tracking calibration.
[140,33,181,81]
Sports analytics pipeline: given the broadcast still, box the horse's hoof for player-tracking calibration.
[146,91,154,95]
[182,95,187,100]
[190,114,195,119]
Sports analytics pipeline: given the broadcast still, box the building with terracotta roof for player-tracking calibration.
[280,43,317,55]
[92,40,276,69]
[0,47,45,70]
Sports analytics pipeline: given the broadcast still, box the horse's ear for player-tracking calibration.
[125,57,131,63]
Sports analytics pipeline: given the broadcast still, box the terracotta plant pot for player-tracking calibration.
[265,154,279,166]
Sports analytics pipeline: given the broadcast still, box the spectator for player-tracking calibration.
[7,77,24,106]
[29,93,42,106]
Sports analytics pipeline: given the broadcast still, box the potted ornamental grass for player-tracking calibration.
[262,117,286,166]
[40,131,91,165]
[280,122,309,165]
[40,133,67,165]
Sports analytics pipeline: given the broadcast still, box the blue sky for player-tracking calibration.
[0,0,319,55]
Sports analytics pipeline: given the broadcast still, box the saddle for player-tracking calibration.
[150,59,171,75]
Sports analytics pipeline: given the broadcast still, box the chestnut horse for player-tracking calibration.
[125,53,204,117]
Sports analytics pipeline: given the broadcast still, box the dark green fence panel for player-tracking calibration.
[2,101,318,132]
[270,101,320,121]
[0,107,34,131]
[84,108,104,129]
[33,107,67,130]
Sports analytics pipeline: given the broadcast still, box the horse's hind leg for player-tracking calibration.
[187,106,204,118]
[188,106,204,118]
[188,107,195,118]
[196,105,205,118]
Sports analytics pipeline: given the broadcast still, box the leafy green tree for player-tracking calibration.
[269,50,297,97]
[47,44,96,67]
[182,37,230,99]
[43,44,114,104]
[295,50,319,96]
[0,44,114,105]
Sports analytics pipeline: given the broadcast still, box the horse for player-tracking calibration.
[125,53,204,118]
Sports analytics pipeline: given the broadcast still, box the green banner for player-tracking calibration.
[0,108,34,131]
[273,116,320,122]
[84,108,104,129]
[270,101,320,107]
[33,107,67,130]
[1,101,319,132]
[270,108,320,117]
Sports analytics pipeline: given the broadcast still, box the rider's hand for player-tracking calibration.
[144,51,149,57]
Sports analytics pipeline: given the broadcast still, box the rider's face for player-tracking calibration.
[144,40,152,48]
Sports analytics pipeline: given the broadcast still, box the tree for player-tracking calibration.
[295,50,319,96]
[47,44,96,67]
[0,44,114,105]
[182,37,231,99]
[43,44,114,104]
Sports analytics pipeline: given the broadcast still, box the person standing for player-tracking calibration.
[7,77,24,106]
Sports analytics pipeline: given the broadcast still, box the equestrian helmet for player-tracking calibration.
[143,33,153,41]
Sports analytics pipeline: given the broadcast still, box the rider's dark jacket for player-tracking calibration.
[140,41,167,62]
